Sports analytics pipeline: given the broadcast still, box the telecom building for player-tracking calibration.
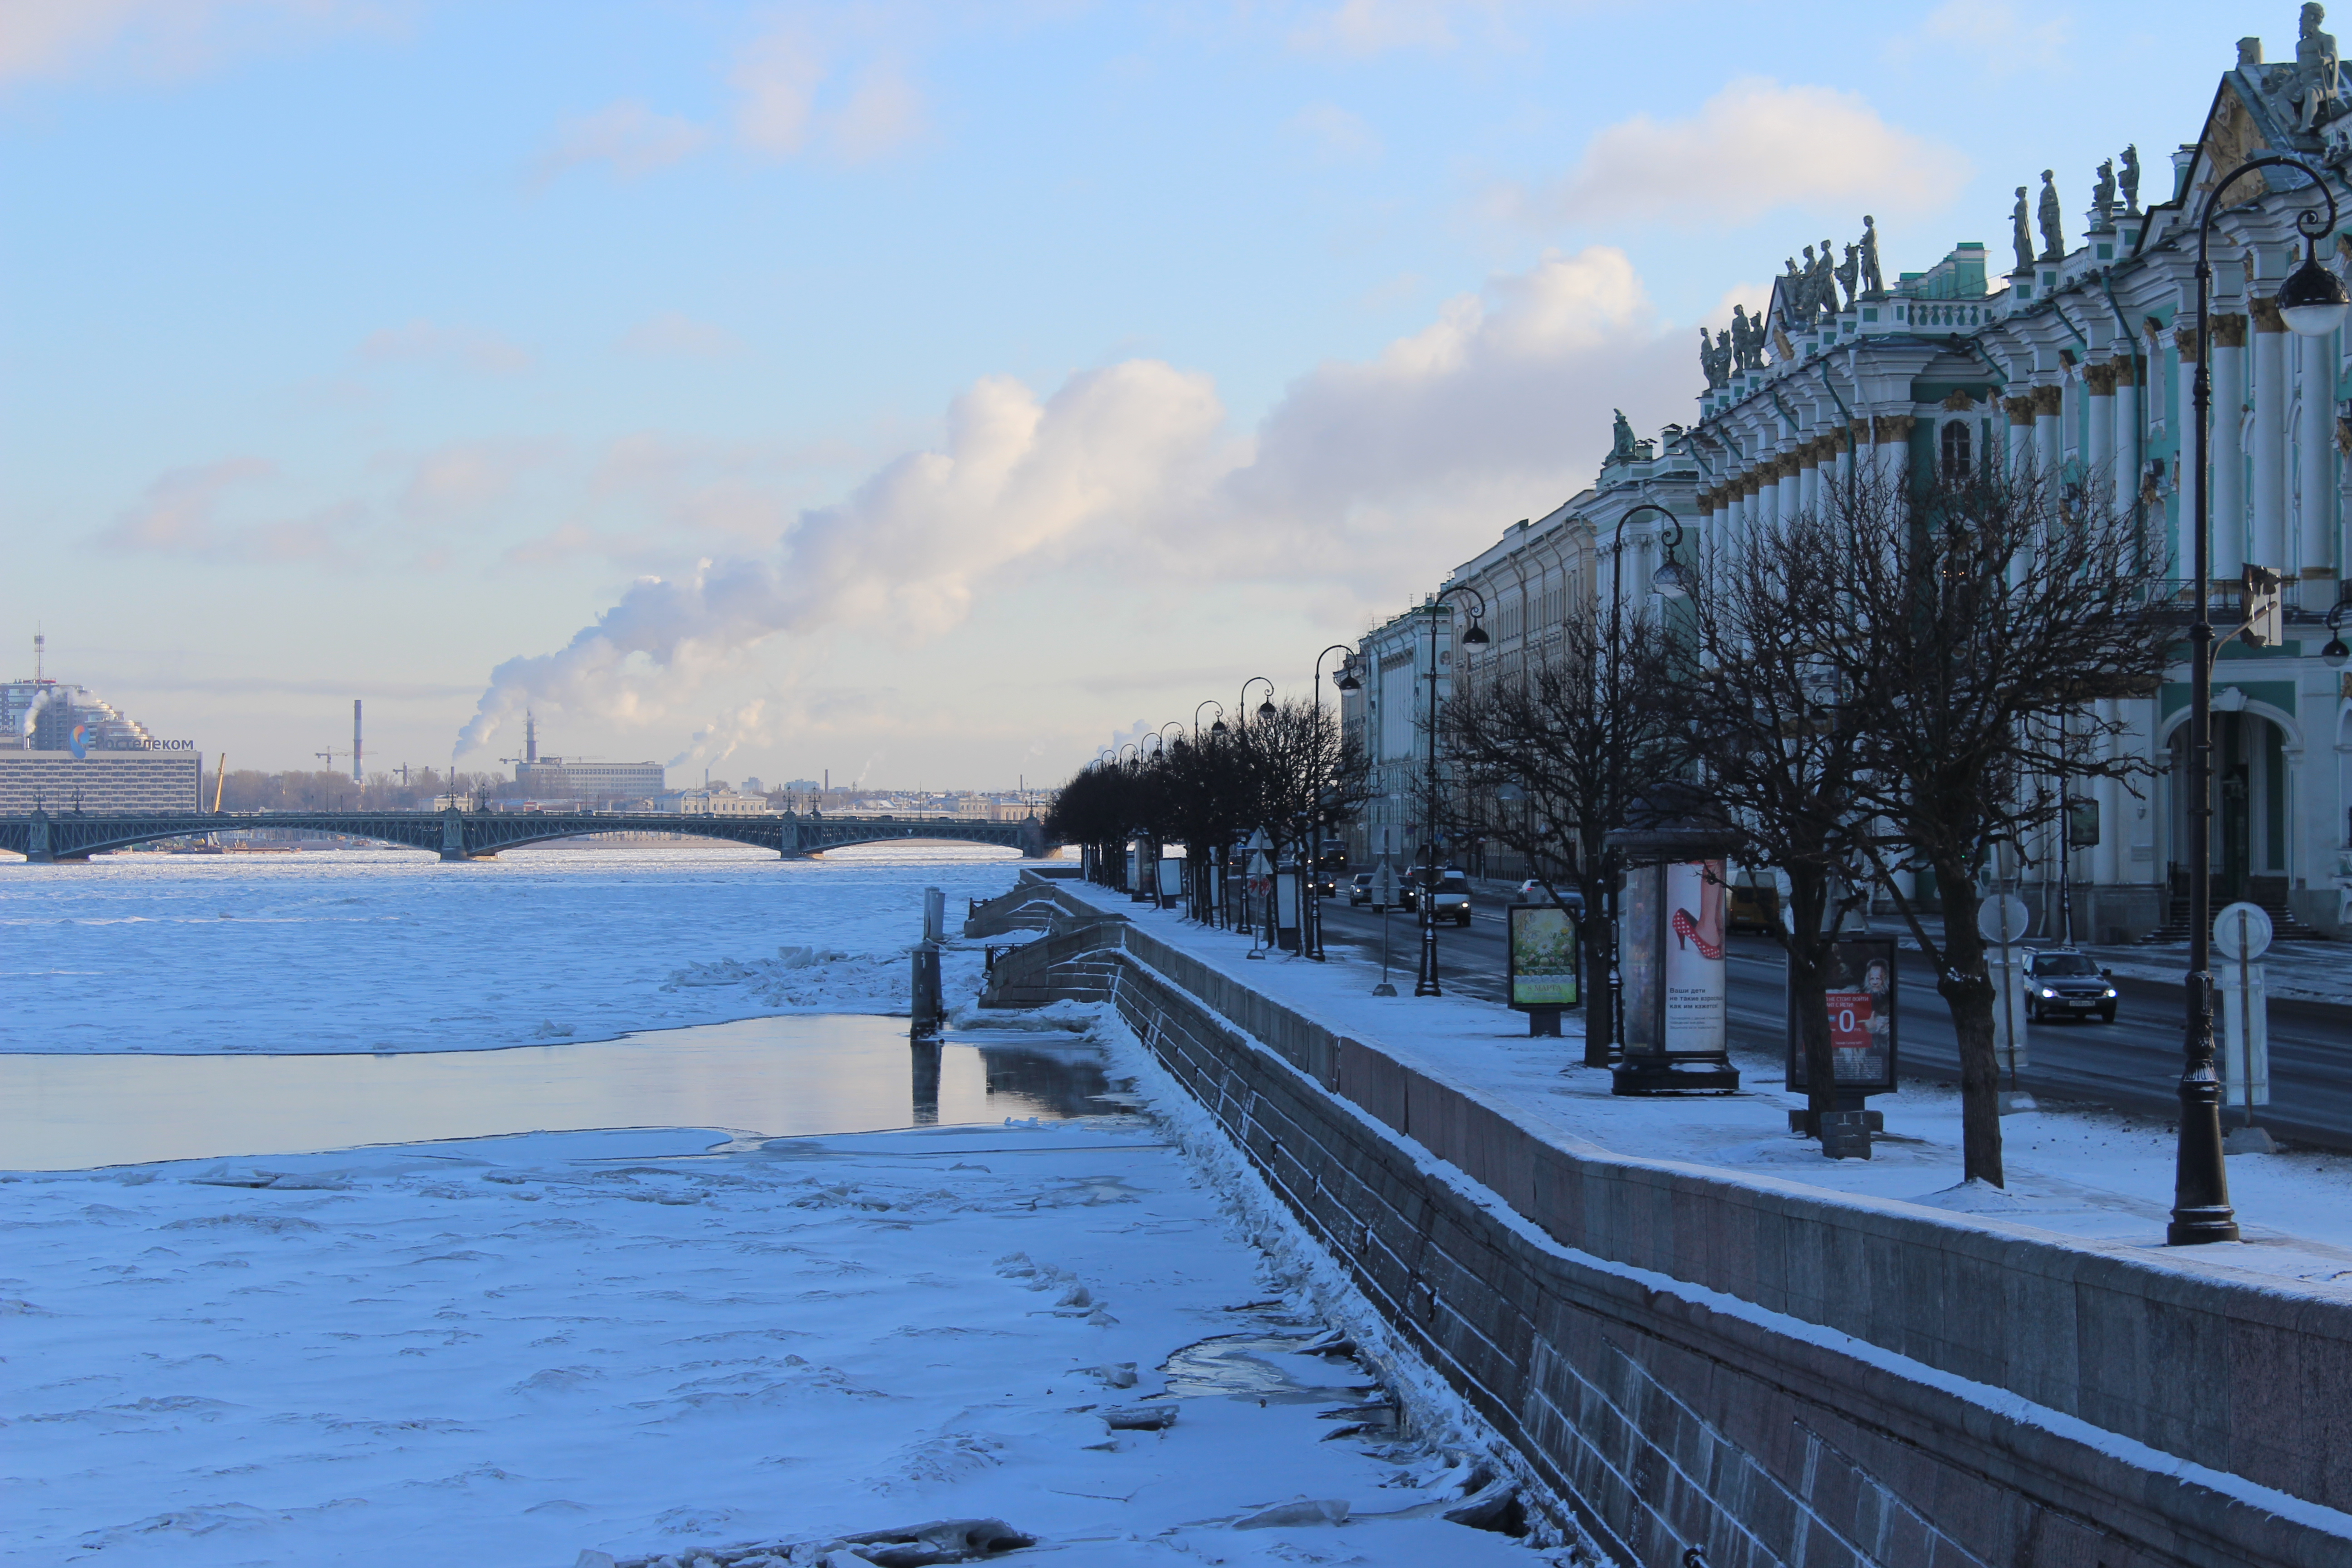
[0,637,201,811]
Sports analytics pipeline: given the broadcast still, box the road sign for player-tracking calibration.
[1976,894,2031,946]
[2215,901,2274,960]
[1247,850,1272,877]
[2243,565,2284,647]
[1370,860,1399,909]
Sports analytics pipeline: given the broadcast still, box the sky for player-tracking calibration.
[0,0,2297,791]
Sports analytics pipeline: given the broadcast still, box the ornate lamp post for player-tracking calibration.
[1194,700,1225,740]
[1417,588,1490,996]
[1599,502,1691,1048]
[2172,154,2347,1245]
[1308,644,1362,961]
[1240,677,1276,724]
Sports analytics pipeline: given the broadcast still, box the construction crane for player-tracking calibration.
[315,748,348,769]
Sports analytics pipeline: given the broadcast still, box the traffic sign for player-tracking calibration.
[1976,894,2030,946]
[2215,902,2274,960]
[1248,850,1273,877]
[1371,860,1399,909]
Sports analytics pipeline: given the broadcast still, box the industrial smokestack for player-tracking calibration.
[353,699,363,784]
[526,710,537,765]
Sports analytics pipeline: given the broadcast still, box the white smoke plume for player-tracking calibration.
[456,246,1688,759]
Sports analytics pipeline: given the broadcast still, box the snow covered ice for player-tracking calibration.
[0,849,1567,1566]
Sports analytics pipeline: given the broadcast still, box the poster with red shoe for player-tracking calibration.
[1662,859,1727,1054]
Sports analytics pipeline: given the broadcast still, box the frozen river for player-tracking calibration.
[0,843,1020,1057]
[0,845,1558,1567]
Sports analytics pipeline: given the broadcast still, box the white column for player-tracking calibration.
[1877,416,1914,495]
[1777,451,1801,520]
[2092,699,2122,894]
[2033,384,2063,475]
[2211,314,2248,577]
[1835,425,1856,491]
[2086,363,2116,509]
[1798,450,1819,514]
[2252,300,2289,568]
[2110,356,2139,513]
[2297,327,2339,609]
[1755,466,1778,531]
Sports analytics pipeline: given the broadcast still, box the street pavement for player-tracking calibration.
[1309,891,2352,1152]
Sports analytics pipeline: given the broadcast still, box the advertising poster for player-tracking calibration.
[1508,903,1579,1009]
[1661,859,1727,1055]
[1787,936,1897,1093]
[1619,865,1660,1051]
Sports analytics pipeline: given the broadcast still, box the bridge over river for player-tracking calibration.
[0,807,1055,863]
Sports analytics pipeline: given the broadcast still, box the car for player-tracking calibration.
[1406,867,1473,926]
[1513,879,1587,920]
[2021,946,2118,1023]
[1348,872,1375,906]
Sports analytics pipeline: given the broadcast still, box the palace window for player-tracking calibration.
[1940,419,1971,479]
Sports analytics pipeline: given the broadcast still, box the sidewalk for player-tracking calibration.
[1053,880,2352,1297]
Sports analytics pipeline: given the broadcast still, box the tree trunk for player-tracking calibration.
[1782,867,1843,1140]
[1933,873,2005,1187]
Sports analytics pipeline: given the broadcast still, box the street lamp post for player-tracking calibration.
[1596,502,1691,1055]
[1417,588,1490,996]
[1193,700,1224,740]
[1309,644,1362,961]
[2171,154,2347,1245]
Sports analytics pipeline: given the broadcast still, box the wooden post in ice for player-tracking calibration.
[912,888,947,1038]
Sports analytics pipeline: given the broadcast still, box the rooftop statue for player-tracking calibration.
[1859,215,1885,295]
[1611,408,1637,458]
[1836,242,1860,309]
[2011,186,2035,274]
[1813,238,1837,316]
[1698,326,1730,389]
[2119,144,2141,214]
[2295,2,2342,131]
[1713,328,1734,385]
[2038,169,2065,261]
[2092,159,2116,227]
[1730,304,1763,372]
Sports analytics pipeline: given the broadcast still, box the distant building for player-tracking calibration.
[0,650,202,812]
[653,787,769,817]
[509,710,663,804]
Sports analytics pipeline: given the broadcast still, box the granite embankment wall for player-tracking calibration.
[966,879,2352,1568]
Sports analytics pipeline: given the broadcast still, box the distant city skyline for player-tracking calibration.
[0,0,2277,785]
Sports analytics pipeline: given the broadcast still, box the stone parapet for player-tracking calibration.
[980,877,2352,1567]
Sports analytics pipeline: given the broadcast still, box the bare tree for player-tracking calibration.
[1673,503,1888,1142]
[1441,605,1680,1063]
[1832,464,2168,1186]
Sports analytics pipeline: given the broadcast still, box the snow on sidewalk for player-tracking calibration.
[1068,886,2352,1293]
[1,1109,1557,1568]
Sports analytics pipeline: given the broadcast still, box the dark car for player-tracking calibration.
[1401,867,1472,925]
[2021,946,2118,1023]
[1348,872,1374,906]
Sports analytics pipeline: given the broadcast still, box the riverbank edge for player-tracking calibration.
[972,875,2352,1568]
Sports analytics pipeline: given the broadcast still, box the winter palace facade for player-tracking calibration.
[1349,6,2352,941]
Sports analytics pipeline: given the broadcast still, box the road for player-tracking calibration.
[1309,891,2352,1151]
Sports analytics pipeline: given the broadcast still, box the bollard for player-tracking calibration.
[923,886,946,944]
[910,939,943,1037]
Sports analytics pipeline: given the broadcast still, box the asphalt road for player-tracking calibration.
[1310,892,2352,1152]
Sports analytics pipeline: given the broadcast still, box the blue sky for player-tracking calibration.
[0,0,2292,788]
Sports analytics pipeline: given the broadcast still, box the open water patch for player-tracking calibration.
[0,1014,1111,1171]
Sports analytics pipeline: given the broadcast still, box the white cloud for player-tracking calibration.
[732,23,825,156]
[1535,77,1969,226]
[1891,1,2073,76]
[1288,0,1463,56]
[730,20,924,163]
[358,318,534,377]
[0,0,386,87]
[1287,102,1382,164]
[832,61,925,162]
[455,245,1695,757]
[97,458,361,563]
[533,100,710,184]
